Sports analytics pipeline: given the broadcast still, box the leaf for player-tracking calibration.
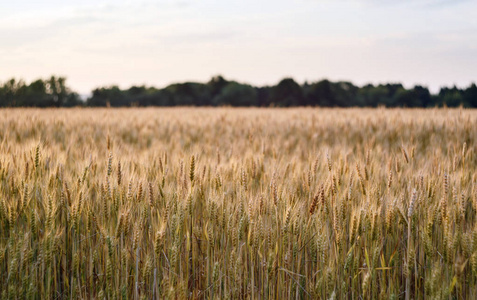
[449,276,457,293]
[364,247,370,270]
[203,221,209,242]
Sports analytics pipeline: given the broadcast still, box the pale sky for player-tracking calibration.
[1,0,476,94]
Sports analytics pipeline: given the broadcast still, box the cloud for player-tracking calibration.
[420,0,471,8]
[374,29,477,51]
[332,0,473,8]
[0,15,103,50]
[1,0,476,94]
[0,0,196,52]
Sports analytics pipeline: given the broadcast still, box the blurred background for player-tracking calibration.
[0,0,476,107]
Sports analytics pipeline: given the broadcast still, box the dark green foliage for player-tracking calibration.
[0,76,81,107]
[213,82,258,106]
[270,78,304,106]
[1,75,476,107]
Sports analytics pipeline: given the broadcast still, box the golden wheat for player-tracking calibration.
[0,107,476,299]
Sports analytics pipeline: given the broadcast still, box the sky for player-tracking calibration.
[1,0,476,94]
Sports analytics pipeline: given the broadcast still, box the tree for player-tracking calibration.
[270,78,304,106]
[208,75,229,99]
[46,76,69,107]
[463,83,477,107]
[305,80,335,106]
[213,82,258,106]
[165,82,212,106]
[1,75,475,108]
[87,86,127,107]
[438,86,463,107]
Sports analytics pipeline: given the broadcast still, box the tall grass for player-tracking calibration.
[0,107,476,299]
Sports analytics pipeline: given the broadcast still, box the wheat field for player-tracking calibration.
[0,108,476,299]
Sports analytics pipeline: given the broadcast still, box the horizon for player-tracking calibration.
[3,74,477,100]
[1,0,476,94]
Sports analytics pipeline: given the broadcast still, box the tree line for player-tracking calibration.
[1,75,476,108]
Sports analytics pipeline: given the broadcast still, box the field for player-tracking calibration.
[0,107,476,299]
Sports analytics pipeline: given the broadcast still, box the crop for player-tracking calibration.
[0,107,476,299]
